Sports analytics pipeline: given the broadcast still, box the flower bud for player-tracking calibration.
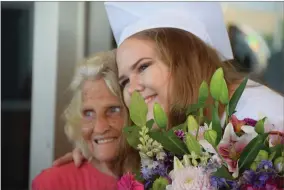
[153,103,168,129]
[146,151,153,157]
[274,157,284,173]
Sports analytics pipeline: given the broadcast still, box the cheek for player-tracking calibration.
[143,66,170,89]
[123,90,130,108]
[109,116,125,132]
[81,127,93,141]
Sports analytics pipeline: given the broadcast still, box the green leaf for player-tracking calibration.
[210,68,224,101]
[204,129,217,147]
[254,150,269,162]
[186,103,211,116]
[146,119,154,130]
[219,78,229,105]
[268,151,276,161]
[274,157,284,173]
[255,117,266,134]
[171,123,186,132]
[133,168,144,183]
[212,165,233,180]
[153,103,168,129]
[228,77,248,117]
[186,103,202,116]
[150,130,188,155]
[152,177,169,190]
[238,133,269,172]
[122,126,141,149]
[198,81,209,106]
[250,162,258,171]
[187,115,199,132]
[185,132,202,156]
[269,144,284,159]
[212,104,222,144]
[129,91,148,127]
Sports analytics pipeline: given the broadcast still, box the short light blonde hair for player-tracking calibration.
[64,50,124,159]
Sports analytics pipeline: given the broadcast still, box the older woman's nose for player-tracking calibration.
[93,115,110,134]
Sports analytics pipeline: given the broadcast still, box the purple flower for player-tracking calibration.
[203,158,222,173]
[241,169,277,188]
[154,162,168,177]
[141,166,153,180]
[141,161,170,189]
[210,176,227,189]
[243,118,258,126]
[174,130,185,141]
[210,176,239,190]
[257,160,274,171]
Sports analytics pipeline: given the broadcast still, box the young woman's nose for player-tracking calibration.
[127,76,144,96]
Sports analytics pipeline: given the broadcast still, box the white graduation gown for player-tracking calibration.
[234,80,284,127]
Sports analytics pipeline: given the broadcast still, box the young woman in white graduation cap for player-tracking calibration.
[54,1,283,175]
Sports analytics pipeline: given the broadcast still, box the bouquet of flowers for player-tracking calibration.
[117,68,284,190]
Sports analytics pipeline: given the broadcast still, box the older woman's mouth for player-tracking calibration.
[94,137,117,144]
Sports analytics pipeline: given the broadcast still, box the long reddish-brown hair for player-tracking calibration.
[133,28,244,127]
[117,28,244,174]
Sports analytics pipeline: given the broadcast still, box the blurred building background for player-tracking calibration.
[1,2,283,190]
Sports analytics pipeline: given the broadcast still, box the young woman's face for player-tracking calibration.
[117,38,171,120]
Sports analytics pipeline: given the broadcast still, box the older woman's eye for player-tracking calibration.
[108,106,122,114]
[82,110,94,119]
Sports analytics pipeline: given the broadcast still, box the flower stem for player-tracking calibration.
[213,146,228,168]
[225,105,229,126]
[196,108,203,140]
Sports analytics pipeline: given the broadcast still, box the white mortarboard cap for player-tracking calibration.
[104,2,233,61]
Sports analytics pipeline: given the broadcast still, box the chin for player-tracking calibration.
[94,153,118,163]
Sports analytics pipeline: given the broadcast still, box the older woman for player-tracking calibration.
[32,50,138,190]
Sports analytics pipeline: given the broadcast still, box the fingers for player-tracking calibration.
[73,147,85,167]
[53,152,73,167]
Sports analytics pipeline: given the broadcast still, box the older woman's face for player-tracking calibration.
[81,78,125,162]
[117,38,171,120]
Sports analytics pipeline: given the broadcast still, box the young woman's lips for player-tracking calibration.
[144,94,157,104]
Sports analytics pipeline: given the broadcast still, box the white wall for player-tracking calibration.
[29,1,115,187]
[87,2,113,55]
[29,2,86,187]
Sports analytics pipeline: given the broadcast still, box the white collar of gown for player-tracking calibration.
[220,79,284,127]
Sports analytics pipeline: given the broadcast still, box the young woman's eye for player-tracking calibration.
[138,63,149,73]
[120,79,129,89]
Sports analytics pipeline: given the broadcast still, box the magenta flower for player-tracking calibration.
[117,173,144,190]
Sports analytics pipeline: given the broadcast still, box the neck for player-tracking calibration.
[89,158,117,178]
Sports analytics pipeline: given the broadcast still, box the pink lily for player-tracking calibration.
[241,117,284,147]
[218,123,255,178]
